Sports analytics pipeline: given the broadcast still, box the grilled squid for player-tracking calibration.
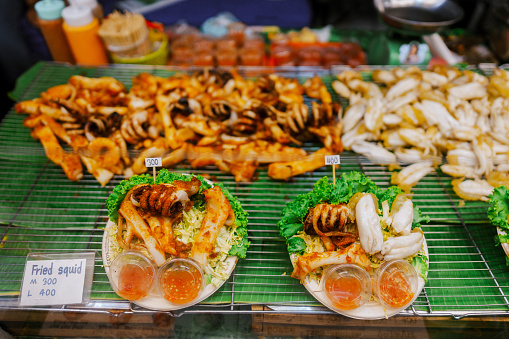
[130,177,201,217]
[304,203,350,237]
[119,198,166,266]
[291,244,371,281]
[304,203,356,249]
[191,186,234,267]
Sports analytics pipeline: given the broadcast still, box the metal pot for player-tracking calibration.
[374,0,464,34]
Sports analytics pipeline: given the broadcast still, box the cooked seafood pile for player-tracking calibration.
[334,66,509,201]
[106,170,248,285]
[279,172,429,284]
[15,70,343,185]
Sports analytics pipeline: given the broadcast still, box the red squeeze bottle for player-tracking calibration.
[34,0,75,63]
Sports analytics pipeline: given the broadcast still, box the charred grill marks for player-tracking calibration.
[304,203,349,236]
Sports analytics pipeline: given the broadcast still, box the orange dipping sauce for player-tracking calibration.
[117,263,154,300]
[160,266,202,304]
[378,268,414,308]
[325,275,363,310]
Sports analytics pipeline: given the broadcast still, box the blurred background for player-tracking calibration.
[1,0,506,118]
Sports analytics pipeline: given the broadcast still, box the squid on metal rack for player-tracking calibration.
[16,68,350,184]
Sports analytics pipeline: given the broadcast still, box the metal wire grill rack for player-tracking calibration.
[0,62,507,319]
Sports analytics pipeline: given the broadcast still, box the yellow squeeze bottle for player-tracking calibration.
[62,5,108,65]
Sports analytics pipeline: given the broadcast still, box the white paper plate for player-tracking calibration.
[102,219,237,311]
[291,238,429,320]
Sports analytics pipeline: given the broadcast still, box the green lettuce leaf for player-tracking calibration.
[495,234,509,246]
[411,254,429,282]
[412,205,431,229]
[280,223,304,239]
[488,186,509,230]
[375,185,404,208]
[217,183,250,258]
[287,237,306,255]
[332,171,378,203]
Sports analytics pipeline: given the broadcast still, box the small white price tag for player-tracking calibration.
[325,155,341,165]
[19,259,86,306]
[145,157,162,167]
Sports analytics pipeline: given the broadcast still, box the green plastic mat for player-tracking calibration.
[0,62,508,316]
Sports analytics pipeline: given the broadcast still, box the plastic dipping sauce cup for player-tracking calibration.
[109,250,156,300]
[321,264,372,310]
[375,260,418,310]
[156,258,205,305]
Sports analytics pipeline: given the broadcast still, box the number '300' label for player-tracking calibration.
[145,157,162,167]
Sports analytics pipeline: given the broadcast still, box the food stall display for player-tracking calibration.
[14,69,341,185]
[0,62,508,330]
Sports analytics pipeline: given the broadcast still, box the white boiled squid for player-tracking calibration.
[356,194,384,254]
[381,230,424,261]
[386,195,414,236]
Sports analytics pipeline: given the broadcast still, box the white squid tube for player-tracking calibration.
[381,231,424,261]
[356,194,383,254]
[390,199,414,235]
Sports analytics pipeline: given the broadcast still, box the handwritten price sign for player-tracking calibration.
[19,259,87,306]
[325,155,341,165]
[145,157,162,167]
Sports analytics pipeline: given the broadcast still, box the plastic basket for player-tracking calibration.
[110,30,169,65]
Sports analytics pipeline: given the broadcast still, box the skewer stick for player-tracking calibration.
[333,164,336,187]
[145,157,162,184]
[325,155,340,188]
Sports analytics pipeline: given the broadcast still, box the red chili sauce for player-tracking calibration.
[325,275,363,310]
[379,267,414,308]
[161,267,202,304]
[117,263,154,300]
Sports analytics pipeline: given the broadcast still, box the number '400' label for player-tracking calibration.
[325,155,340,165]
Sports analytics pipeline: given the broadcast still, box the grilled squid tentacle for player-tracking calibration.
[119,198,166,266]
[130,178,201,216]
[191,186,233,267]
[304,203,350,237]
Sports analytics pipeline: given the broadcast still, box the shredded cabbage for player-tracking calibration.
[172,208,238,287]
[295,231,326,254]
[106,224,123,266]
[173,208,206,246]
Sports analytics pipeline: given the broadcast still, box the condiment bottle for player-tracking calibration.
[62,5,109,65]
[34,0,75,63]
[68,0,104,21]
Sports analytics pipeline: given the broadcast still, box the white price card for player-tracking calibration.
[145,157,162,167]
[19,253,95,307]
[325,155,341,165]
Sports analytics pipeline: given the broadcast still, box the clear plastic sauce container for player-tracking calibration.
[157,258,204,305]
[375,260,418,309]
[322,264,372,310]
[109,250,156,300]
